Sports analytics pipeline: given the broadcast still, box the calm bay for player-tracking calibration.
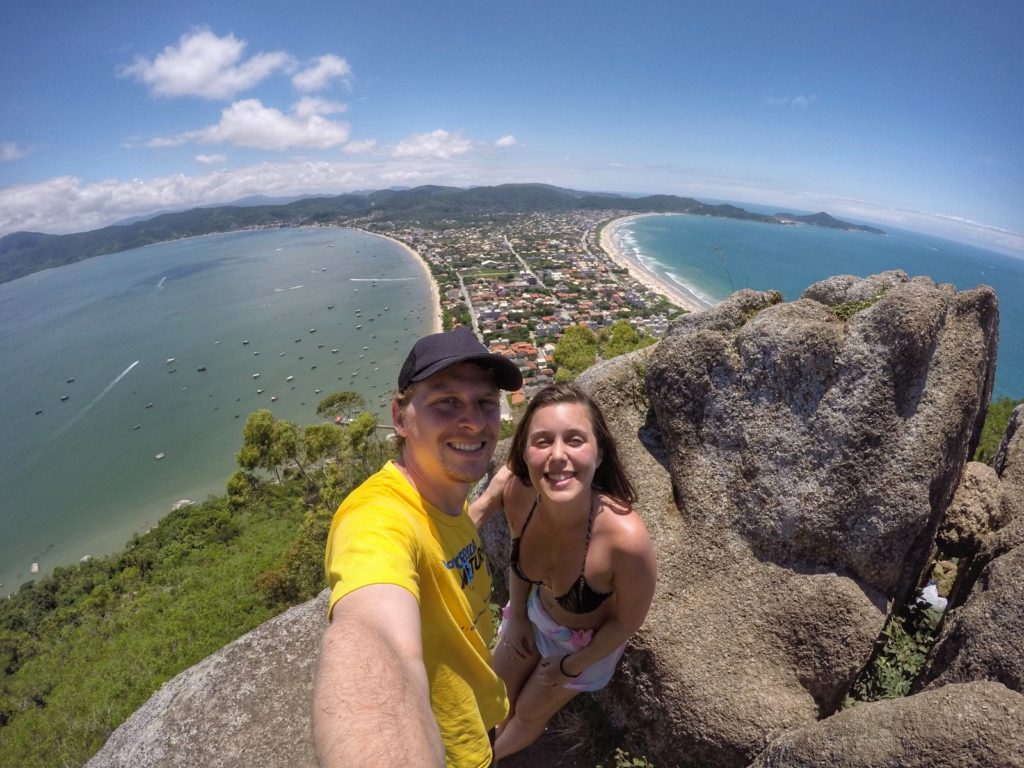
[0,227,436,594]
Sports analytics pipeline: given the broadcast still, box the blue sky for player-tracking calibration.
[1,1,1022,256]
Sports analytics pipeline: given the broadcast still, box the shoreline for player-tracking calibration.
[598,214,712,314]
[362,230,443,333]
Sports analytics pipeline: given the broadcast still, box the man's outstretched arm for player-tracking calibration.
[312,583,445,768]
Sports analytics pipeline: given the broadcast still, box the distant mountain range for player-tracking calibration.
[0,184,885,284]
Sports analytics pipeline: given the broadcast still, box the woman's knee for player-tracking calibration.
[506,705,551,732]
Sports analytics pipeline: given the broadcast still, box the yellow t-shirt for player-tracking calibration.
[324,461,508,768]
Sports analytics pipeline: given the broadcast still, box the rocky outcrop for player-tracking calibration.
[590,273,1000,766]
[647,273,997,600]
[86,591,328,768]
[937,461,1003,555]
[917,404,1024,694]
[748,681,1024,768]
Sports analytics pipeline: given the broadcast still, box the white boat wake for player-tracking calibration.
[55,361,141,438]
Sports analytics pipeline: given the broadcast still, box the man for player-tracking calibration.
[313,326,523,768]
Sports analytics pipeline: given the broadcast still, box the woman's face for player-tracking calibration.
[523,401,602,502]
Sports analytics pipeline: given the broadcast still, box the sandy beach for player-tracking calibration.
[365,231,443,333]
[599,214,710,314]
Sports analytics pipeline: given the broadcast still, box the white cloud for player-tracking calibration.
[154,98,351,151]
[0,155,513,237]
[118,28,293,100]
[766,94,818,108]
[147,136,188,148]
[392,129,472,159]
[293,97,347,119]
[195,154,227,165]
[495,135,518,148]
[292,55,352,92]
[343,139,379,155]
[1,142,32,161]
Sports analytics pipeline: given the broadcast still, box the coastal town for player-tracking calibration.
[351,209,696,403]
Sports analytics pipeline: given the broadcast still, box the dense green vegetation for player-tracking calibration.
[554,325,599,382]
[974,395,1024,465]
[552,320,656,382]
[846,597,943,704]
[0,491,303,766]
[0,398,390,767]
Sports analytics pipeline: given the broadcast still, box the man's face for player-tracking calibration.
[392,363,501,487]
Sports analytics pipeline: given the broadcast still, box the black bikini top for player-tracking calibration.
[509,496,612,614]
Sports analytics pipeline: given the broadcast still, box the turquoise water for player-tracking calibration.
[0,227,436,594]
[614,214,1024,399]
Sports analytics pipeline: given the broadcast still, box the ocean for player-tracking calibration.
[0,227,436,594]
[612,214,1024,400]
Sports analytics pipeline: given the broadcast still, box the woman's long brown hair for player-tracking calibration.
[507,382,636,504]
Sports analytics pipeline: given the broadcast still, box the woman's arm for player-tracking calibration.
[468,464,513,529]
[499,475,536,656]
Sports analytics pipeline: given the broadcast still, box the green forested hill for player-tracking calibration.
[0,183,882,284]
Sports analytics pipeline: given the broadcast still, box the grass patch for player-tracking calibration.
[831,290,886,320]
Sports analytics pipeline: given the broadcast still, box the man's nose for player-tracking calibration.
[459,402,487,430]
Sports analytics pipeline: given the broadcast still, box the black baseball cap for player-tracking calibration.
[398,327,523,392]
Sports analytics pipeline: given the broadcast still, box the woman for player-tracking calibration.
[471,383,656,759]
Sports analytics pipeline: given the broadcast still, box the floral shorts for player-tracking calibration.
[499,585,626,692]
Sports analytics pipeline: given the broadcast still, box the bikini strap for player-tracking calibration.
[517,495,539,538]
[576,495,597,582]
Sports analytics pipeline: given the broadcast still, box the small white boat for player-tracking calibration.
[166,357,175,364]
[286,375,294,382]
[155,452,166,460]
[257,388,264,394]
[252,373,260,379]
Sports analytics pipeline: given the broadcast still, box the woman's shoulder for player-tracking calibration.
[503,474,536,527]
[596,494,651,551]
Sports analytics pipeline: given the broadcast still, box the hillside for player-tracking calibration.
[774,210,887,234]
[0,184,883,284]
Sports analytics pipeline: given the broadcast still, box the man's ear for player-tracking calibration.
[391,399,406,436]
